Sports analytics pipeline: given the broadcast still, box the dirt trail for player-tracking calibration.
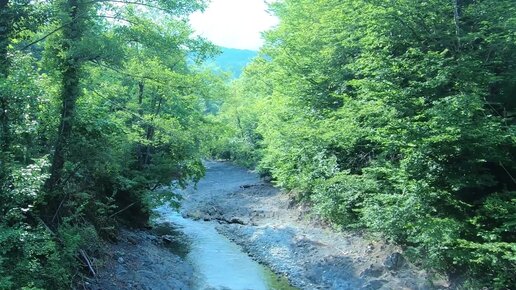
[181,161,442,290]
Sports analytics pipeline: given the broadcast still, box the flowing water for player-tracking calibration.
[155,207,297,290]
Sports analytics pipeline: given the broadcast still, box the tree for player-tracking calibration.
[215,0,516,287]
[41,0,213,217]
[0,0,226,288]
[0,0,47,176]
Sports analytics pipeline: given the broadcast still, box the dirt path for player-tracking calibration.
[180,161,442,290]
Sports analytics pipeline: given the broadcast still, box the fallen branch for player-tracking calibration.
[79,249,96,277]
[109,202,136,218]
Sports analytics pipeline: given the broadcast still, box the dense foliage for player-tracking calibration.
[0,0,225,288]
[212,0,516,288]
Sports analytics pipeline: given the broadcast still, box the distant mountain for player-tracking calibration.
[209,47,258,78]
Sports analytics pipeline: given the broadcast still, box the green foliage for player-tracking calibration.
[0,224,65,290]
[0,158,84,290]
[212,0,516,288]
[1,0,225,289]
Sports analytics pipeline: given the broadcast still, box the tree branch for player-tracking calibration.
[20,23,70,50]
[20,10,138,51]
[85,0,179,15]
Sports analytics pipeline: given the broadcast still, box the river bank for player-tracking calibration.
[87,161,449,290]
[84,228,194,290]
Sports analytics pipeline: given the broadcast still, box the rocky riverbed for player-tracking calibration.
[86,161,449,290]
[180,161,446,290]
[84,228,194,290]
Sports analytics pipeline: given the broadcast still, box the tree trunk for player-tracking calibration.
[452,0,461,50]
[136,81,146,169]
[45,0,83,190]
[143,96,161,166]
[0,1,9,67]
[0,0,11,179]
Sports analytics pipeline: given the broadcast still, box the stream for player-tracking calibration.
[154,207,296,290]
[89,161,429,290]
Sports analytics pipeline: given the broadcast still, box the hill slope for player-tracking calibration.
[210,47,257,78]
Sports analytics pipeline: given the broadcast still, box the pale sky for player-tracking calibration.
[189,0,279,51]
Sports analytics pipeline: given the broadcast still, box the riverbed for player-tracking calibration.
[154,208,296,290]
[87,161,439,290]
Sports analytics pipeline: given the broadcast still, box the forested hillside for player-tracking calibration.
[210,0,516,288]
[208,47,257,78]
[0,1,227,288]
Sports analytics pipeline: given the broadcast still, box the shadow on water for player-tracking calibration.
[153,207,298,290]
[151,222,191,258]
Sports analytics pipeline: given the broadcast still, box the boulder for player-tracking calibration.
[360,264,384,278]
[383,252,405,271]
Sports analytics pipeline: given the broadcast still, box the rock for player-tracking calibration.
[360,264,384,278]
[117,257,124,263]
[362,279,387,290]
[229,217,247,225]
[207,206,219,215]
[126,236,138,245]
[414,279,436,290]
[162,235,174,243]
[384,252,405,271]
[147,235,158,243]
[115,267,128,276]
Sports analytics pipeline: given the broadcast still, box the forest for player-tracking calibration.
[211,0,515,288]
[0,0,514,289]
[0,0,226,288]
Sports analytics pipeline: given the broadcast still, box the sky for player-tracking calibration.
[189,0,279,51]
